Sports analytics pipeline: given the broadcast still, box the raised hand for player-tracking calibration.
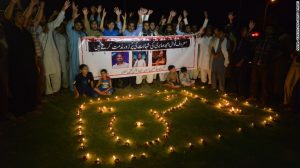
[228,12,235,21]
[161,16,167,25]
[72,2,79,19]
[249,20,255,31]
[128,12,134,18]
[178,15,183,23]
[183,10,188,18]
[102,8,107,17]
[138,9,143,16]
[90,6,97,14]
[62,0,71,11]
[140,7,148,15]
[72,1,77,11]
[97,5,102,14]
[122,13,127,21]
[82,7,89,16]
[30,0,39,6]
[204,10,208,18]
[40,1,45,8]
[10,0,20,4]
[147,9,153,15]
[114,7,122,16]
[170,10,177,17]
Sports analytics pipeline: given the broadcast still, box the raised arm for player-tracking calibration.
[182,10,189,25]
[114,7,121,24]
[32,1,45,27]
[121,13,127,33]
[158,16,167,34]
[96,5,102,24]
[167,10,176,24]
[48,0,70,30]
[144,9,153,22]
[248,20,255,34]
[99,8,106,32]
[23,0,38,26]
[176,15,185,35]
[196,11,209,36]
[4,0,19,20]
[82,7,91,32]
[66,2,79,35]
[114,7,123,31]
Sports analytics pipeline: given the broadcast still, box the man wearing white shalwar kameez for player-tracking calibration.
[187,12,209,80]
[54,23,69,89]
[197,27,213,84]
[39,3,69,95]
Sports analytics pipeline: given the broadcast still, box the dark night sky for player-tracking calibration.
[0,0,296,35]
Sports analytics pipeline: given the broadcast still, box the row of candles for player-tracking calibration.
[75,89,280,165]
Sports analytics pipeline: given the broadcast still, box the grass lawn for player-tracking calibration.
[1,84,300,168]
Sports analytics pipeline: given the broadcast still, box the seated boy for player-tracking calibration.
[94,69,115,96]
[179,67,195,87]
[163,65,181,89]
[74,64,96,98]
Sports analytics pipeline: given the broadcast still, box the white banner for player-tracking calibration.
[79,35,197,79]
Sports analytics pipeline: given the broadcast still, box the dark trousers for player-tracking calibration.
[250,65,269,102]
[112,77,136,88]
[231,64,251,97]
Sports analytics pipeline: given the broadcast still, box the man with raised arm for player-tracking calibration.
[66,2,86,91]
[82,5,102,36]
[39,1,70,95]
[99,7,124,36]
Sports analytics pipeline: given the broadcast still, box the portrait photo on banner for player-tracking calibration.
[132,51,149,67]
[88,41,102,52]
[112,52,130,69]
[152,50,167,66]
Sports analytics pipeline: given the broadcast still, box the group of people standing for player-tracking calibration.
[0,0,298,120]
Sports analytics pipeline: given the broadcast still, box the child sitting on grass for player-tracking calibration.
[163,65,181,89]
[179,67,195,87]
[94,69,115,96]
[74,64,97,98]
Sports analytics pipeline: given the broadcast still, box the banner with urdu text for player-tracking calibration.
[79,35,196,79]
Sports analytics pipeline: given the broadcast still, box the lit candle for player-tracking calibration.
[250,122,255,128]
[262,120,268,126]
[244,101,249,106]
[128,94,132,98]
[141,153,147,158]
[169,146,175,153]
[125,139,130,146]
[135,121,144,127]
[130,154,136,160]
[95,157,100,164]
[139,93,144,96]
[188,142,194,149]
[217,134,222,139]
[199,138,205,144]
[267,116,273,122]
[112,155,120,164]
[80,143,84,149]
[237,127,242,133]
